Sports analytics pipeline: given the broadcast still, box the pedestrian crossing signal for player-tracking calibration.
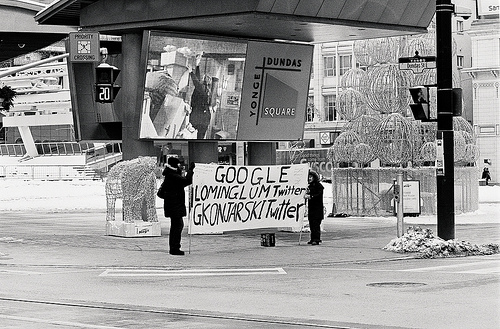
[409,86,431,122]
[95,63,120,103]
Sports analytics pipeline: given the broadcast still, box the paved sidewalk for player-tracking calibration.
[1,209,498,270]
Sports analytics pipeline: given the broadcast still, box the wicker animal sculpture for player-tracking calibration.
[105,157,158,223]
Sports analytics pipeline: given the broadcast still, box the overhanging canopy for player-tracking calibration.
[35,0,435,43]
[0,1,75,62]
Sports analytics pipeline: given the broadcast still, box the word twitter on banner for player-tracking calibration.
[189,163,309,234]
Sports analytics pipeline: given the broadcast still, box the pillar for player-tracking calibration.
[247,142,276,165]
[120,32,155,160]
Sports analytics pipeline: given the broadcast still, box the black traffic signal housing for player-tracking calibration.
[409,86,431,121]
[95,63,121,103]
[393,184,400,203]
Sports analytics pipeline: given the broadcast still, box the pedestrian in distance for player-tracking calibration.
[304,170,324,245]
[482,167,491,185]
[160,157,195,255]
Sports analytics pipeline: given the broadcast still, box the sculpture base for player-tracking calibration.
[106,220,161,237]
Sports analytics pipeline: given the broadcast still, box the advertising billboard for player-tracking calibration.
[139,32,313,141]
[237,41,313,140]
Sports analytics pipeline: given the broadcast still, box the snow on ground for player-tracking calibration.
[0,179,498,224]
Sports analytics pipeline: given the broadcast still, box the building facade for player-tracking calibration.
[303,0,477,162]
[464,4,500,183]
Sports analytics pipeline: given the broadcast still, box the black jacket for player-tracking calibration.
[307,179,324,220]
[162,166,193,218]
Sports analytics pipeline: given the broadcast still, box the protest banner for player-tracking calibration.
[189,163,309,234]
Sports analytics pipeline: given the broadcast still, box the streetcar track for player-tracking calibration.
[0,297,379,329]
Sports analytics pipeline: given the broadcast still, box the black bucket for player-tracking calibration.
[260,233,275,247]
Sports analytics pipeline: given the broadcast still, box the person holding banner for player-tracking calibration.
[161,157,195,255]
[305,170,324,245]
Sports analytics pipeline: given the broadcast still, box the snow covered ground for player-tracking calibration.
[0,179,498,224]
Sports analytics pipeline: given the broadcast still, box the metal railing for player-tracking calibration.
[0,141,121,157]
[0,141,123,180]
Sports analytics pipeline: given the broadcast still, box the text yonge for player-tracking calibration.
[250,56,301,118]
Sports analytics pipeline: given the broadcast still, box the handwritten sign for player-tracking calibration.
[189,163,309,234]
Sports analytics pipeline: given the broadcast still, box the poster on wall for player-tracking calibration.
[236,40,314,141]
[189,163,309,234]
[139,32,247,140]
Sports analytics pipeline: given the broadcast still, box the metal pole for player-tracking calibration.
[436,0,455,240]
[396,173,404,237]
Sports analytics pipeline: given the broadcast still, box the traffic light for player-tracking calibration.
[409,86,430,121]
[95,63,121,103]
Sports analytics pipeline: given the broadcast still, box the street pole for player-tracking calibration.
[436,0,455,240]
[396,173,404,238]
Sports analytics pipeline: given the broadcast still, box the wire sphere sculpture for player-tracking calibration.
[328,130,361,163]
[341,114,380,143]
[454,131,468,163]
[413,69,462,91]
[288,141,306,164]
[371,113,418,166]
[353,39,375,67]
[354,37,400,65]
[336,88,367,121]
[419,121,438,143]
[406,36,435,58]
[362,64,414,114]
[405,20,456,57]
[419,141,437,162]
[453,116,474,136]
[370,37,401,64]
[463,144,480,164]
[340,68,367,91]
[354,142,376,165]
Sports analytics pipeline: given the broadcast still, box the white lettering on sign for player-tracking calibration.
[399,61,436,73]
[73,55,96,61]
[74,34,94,39]
[262,107,296,118]
[189,163,309,234]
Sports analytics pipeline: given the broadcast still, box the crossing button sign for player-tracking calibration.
[68,32,100,62]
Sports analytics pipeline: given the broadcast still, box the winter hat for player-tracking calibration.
[167,157,180,168]
[308,170,320,182]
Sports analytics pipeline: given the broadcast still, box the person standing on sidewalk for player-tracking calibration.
[304,170,324,245]
[161,157,194,255]
[482,167,491,185]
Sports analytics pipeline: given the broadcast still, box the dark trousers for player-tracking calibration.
[169,216,184,251]
[309,218,322,242]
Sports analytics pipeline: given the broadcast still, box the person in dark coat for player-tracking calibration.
[305,170,324,245]
[482,167,491,185]
[161,157,194,255]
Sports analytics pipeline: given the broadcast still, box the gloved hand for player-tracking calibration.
[189,162,196,171]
